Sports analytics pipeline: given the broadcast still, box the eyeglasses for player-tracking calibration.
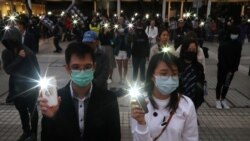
[70,64,93,72]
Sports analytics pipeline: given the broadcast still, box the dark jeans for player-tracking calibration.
[132,57,146,82]
[216,68,234,100]
[14,94,38,134]
[53,36,62,51]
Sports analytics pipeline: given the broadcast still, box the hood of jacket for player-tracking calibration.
[1,26,23,51]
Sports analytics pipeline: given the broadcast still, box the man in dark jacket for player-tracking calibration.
[131,25,149,82]
[39,43,121,141]
[1,26,40,141]
[216,26,242,109]
[82,31,109,89]
[16,14,37,54]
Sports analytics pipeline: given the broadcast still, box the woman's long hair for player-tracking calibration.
[145,52,181,112]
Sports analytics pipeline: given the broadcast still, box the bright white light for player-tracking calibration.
[145,14,149,19]
[73,20,78,24]
[8,14,17,22]
[104,23,109,28]
[114,24,119,29]
[128,23,133,29]
[48,11,52,15]
[129,86,140,98]
[121,10,123,13]
[248,19,250,23]
[96,12,100,16]
[131,17,135,21]
[161,46,170,53]
[199,21,205,27]
[61,11,65,16]
[156,13,160,17]
[183,13,187,18]
[186,12,191,18]
[193,14,197,17]
[39,78,50,89]
[4,25,10,31]
[134,13,138,17]
[114,14,117,17]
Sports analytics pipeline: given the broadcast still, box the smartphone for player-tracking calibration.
[136,95,148,113]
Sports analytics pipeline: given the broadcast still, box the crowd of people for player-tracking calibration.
[0,11,249,141]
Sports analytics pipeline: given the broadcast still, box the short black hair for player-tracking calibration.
[65,42,95,65]
[145,53,181,112]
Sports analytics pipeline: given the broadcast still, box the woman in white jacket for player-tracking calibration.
[131,53,198,141]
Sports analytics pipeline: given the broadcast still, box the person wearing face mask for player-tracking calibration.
[216,26,242,109]
[131,53,198,141]
[179,39,205,110]
[39,42,121,141]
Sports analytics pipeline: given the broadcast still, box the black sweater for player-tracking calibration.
[218,39,242,72]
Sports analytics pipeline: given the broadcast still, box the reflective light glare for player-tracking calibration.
[134,13,138,17]
[128,83,142,98]
[114,24,119,29]
[161,46,170,53]
[4,25,10,30]
[128,23,133,28]
[145,14,149,19]
[39,78,50,89]
[48,11,52,15]
[104,23,109,28]
[186,12,191,18]
[73,20,78,24]
[114,14,117,17]
[199,21,205,27]
[156,13,160,17]
[131,17,135,21]
[193,14,197,17]
[61,11,65,16]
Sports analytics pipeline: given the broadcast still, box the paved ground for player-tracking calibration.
[0,38,250,141]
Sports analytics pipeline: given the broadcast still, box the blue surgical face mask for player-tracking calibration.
[71,69,94,87]
[154,76,179,95]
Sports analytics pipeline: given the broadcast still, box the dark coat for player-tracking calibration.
[179,61,205,109]
[23,32,37,53]
[93,48,109,89]
[131,29,149,58]
[41,83,121,141]
[218,39,242,72]
[1,27,40,103]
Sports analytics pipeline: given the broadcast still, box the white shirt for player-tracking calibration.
[70,82,92,134]
[131,95,198,141]
[22,31,26,44]
[145,26,158,44]
[149,44,176,60]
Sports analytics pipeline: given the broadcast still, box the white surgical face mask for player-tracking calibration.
[230,34,238,40]
[154,76,179,95]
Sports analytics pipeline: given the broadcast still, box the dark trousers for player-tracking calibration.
[53,36,62,51]
[14,95,38,134]
[132,57,146,82]
[216,68,234,100]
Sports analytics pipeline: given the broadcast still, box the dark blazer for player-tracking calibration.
[23,32,36,53]
[41,83,121,141]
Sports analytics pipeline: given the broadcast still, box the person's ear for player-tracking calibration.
[64,64,71,74]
